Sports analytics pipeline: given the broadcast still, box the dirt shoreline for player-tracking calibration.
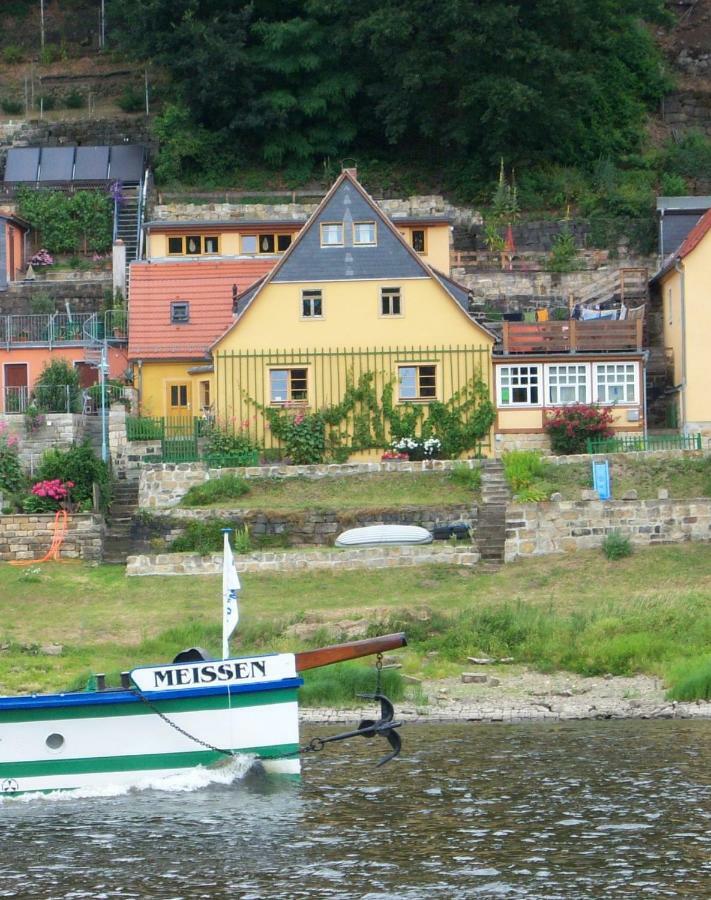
[300,670,711,724]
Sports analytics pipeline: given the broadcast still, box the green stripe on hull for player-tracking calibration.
[0,743,299,780]
[0,688,298,723]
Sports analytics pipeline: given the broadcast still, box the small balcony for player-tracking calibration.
[0,311,127,349]
[499,318,644,355]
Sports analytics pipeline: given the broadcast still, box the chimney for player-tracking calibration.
[341,159,357,178]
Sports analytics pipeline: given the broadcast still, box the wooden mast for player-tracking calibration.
[295,633,407,672]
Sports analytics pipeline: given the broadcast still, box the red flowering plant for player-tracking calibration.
[543,403,614,455]
[381,450,409,461]
[22,479,75,513]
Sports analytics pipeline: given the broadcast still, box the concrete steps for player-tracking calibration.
[477,461,510,563]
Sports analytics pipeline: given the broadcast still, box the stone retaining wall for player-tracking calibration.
[0,413,85,473]
[138,458,483,509]
[0,513,104,561]
[505,496,711,562]
[153,503,476,547]
[0,280,109,316]
[126,543,479,576]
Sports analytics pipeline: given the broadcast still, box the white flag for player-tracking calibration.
[222,530,241,658]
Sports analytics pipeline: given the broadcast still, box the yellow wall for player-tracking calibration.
[212,276,493,451]
[397,225,451,273]
[137,360,211,418]
[217,278,487,352]
[497,408,544,431]
[675,248,711,427]
[660,267,683,388]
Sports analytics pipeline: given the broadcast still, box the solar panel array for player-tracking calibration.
[3,145,145,183]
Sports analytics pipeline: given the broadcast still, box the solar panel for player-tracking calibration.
[3,148,40,183]
[74,146,110,180]
[38,147,75,182]
[109,145,145,182]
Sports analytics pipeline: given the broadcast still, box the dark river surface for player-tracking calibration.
[1,720,710,899]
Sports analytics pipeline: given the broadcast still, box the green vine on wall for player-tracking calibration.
[16,188,113,255]
[248,371,494,464]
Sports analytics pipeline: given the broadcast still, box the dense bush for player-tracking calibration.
[64,89,86,109]
[170,518,235,555]
[2,45,24,64]
[544,404,614,455]
[0,423,24,495]
[204,423,261,465]
[117,85,145,113]
[16,189,113,255]
[33,359,81,413]
[1,98,23,115]
[502,450,547,493]
[36,444,110,511]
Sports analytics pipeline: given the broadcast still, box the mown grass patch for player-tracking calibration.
[179,471,479,511]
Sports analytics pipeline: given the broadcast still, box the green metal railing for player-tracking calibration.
[126,416,259,466]
[126,416,164,440]
[586,433,702,454]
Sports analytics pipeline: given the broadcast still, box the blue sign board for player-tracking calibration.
[592,459,611,500]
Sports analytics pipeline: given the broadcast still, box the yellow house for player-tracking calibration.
[651,208,711,435]
[210,169,495,459]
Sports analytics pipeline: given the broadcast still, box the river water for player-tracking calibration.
[1,720,709,899]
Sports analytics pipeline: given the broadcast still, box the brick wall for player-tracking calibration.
[0,513,104,561]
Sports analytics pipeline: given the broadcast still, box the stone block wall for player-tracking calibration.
[138,458,483,509]
[0,280,110,315]
[0,413,85,473]
[153,503,477,547]
[126,543,480,577]
[505,497,711,562]
[0,513,104,561]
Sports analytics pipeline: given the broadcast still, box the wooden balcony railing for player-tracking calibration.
[500,319,644,354]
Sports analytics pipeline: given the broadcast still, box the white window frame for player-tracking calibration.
[496,364,541,407]
[269,367,309,405]
[301,289,323,319]
[544,363,590,406]
[593,362,639,405]
[397,364,437,402]
[353,221,377,245]
[320,222,344,247]
[380,287,402,317]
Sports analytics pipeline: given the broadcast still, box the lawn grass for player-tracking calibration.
[1,544,710,700]
[179,471,479,511]
[513,455,711,501]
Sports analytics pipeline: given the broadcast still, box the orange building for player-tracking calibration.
[0,212,29,289]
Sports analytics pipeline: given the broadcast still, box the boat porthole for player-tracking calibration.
[46,733,65,751]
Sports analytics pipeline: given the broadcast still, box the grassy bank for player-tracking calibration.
[180,469,481,511]
[1,544,710,701]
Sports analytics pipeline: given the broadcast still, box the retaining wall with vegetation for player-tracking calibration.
[151,503,477,547]
[0,513,104,562]
[505,496,711,561]
[138,458,483,509]
[0,413,85,473]
[126,543,480,577]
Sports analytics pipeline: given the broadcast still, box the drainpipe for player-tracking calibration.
[642,350,649,440]
[674,259,687,434]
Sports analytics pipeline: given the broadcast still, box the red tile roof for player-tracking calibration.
[128,259,275,360]
[676,207,711,259]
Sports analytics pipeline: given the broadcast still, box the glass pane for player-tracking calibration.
[259,234,275,253]
[290,369,308,401]
[179,386,188,406]
[392,295,401,315]
[204,236,218,254]
[277,234,292,252]
[170,386,179,405]
[354,222,375,244]
[501,387,510,404]
[313,297,322,316]
[419,365,436,398]
[399,367,417,399]
[530,385,539,404]
[270,370,288,402]
[512,386,528,403]
[242,235,257,254]
[321,224,343,245]
[168,237,183,254]
[412,230,426,252]
[186,236,201,254]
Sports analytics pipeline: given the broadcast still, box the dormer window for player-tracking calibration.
[411,229,426,253]
[320,223,344,246]
[353,222,376,245]
[170,301,190,324]
[167,235,219,255]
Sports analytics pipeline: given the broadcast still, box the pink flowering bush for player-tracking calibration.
[30,249,54,267]
[31,479,74,501]
[543,404,614,455]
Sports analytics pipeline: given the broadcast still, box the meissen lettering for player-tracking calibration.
[151,659,271,689]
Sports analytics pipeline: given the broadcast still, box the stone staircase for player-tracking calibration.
[104,479,140,565]
[477,460,510,566]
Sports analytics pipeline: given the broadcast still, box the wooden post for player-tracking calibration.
[569,317,577,352]
[636,317,643,350]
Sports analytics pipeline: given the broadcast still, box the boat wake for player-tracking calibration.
[1,754,257,803]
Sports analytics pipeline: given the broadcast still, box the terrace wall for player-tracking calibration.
[0,512,104,561]
[0,412,85,472]
[505,497,711,561]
